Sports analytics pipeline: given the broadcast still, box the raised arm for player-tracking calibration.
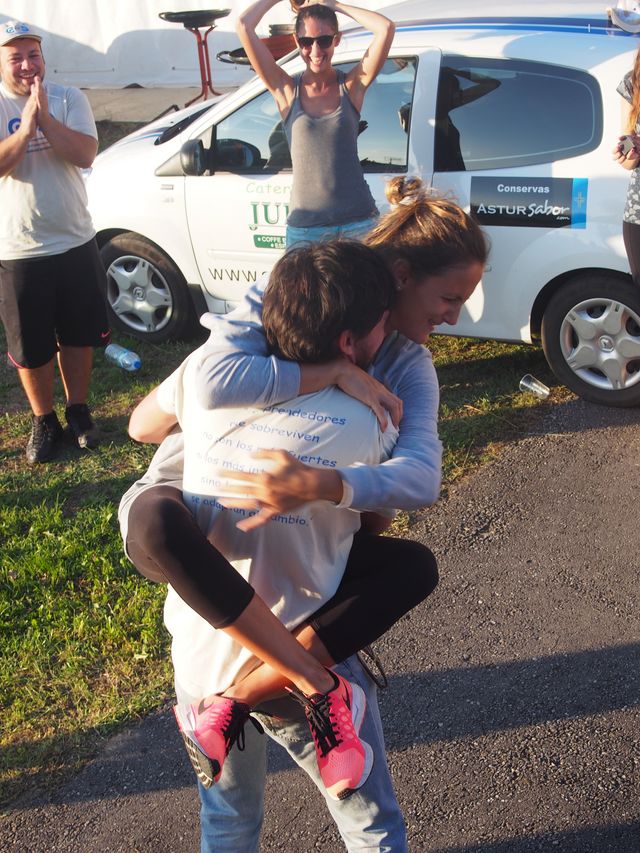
[335,1,395,110]
[236,0,295,115]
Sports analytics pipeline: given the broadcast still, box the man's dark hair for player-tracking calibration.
[262,240,394,363]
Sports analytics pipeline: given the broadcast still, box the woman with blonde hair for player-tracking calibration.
[216,176,487,522]
[614,46,640,284]
[121,176,487,844]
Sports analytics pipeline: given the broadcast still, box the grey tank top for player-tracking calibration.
[283,70,378,228]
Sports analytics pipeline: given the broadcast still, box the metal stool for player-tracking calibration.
[217,46,252,67]
[159,9,231,105]
[217,26,296,69]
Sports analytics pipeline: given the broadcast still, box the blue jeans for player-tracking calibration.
[285,216,379,249]
[198,656,408,853]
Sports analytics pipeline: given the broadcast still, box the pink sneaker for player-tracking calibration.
[295,671,373,801]
[174,696,251,788]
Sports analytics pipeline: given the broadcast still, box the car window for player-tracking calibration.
[434,56,603,171]
[211,56,417,174]
[213,89,282,172]
[355,56,416,173]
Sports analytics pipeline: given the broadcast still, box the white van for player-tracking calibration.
[86,0,640,406]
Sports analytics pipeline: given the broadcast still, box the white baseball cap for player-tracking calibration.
[0,21,42,49]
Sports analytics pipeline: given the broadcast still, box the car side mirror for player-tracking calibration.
[180,139,206,176]
[214,138,263,171]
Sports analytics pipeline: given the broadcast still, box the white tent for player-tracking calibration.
[0,0,386,89]
[1,1,252,89]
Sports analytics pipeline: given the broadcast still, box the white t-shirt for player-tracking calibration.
[156,347,398,703]
[0,81,97,259]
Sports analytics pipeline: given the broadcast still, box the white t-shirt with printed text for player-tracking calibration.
[0,81,97,258]
[156,348,398,702]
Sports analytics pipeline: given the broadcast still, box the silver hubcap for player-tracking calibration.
[106,253,173,334]
[559,297,640,391]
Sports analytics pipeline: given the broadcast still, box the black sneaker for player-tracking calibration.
[26,412,64,464]
[65,403,99,449]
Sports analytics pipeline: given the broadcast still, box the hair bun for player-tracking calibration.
[385,176,426,208]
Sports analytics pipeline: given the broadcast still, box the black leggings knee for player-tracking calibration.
[126,485,255,628]
[309,531,438,663]
[126,487,438,664]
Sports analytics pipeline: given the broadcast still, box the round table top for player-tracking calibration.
[159,10,230,28]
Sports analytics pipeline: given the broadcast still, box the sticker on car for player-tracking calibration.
[471,177,588,228]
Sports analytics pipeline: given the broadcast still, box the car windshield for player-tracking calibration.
[155,104,215,146]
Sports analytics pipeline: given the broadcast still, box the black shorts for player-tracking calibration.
[0,238,111,369]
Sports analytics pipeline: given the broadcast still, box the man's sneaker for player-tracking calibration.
[174,696,252,788]
[292,671,373,801]
[25,412,64,464]
[65,403,99,449]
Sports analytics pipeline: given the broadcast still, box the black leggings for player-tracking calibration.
[126,485,438,665]
[623,220,640,286]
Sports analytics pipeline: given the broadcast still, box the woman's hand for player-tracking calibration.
[296,0,336,8]
[333,360,402,430]
[217,448,344,531]
[613,134,640,169]
[299,358,402,431]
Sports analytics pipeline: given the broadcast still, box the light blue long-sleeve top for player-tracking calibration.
[195,278,442,513]
[119,277,442,543]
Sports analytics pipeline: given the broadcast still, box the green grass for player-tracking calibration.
[0,325,566,806]
[0,332,200,806]
[431,335,568,484]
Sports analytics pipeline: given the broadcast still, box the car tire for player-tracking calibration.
[100,233,199,343]
[541,273,640,407]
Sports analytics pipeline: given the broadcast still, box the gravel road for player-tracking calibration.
[3,397,639,852]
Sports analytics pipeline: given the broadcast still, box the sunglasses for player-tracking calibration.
[297,34,336,50]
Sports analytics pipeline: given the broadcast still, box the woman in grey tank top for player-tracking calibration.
[237,0,394,246]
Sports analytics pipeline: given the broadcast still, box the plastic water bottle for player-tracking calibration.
[104,343,141,372]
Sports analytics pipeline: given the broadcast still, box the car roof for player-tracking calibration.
[333,0,639,66]
[380,0,620,27]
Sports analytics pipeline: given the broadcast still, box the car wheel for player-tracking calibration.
[541,273,640,407]
[100,233,199,343]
